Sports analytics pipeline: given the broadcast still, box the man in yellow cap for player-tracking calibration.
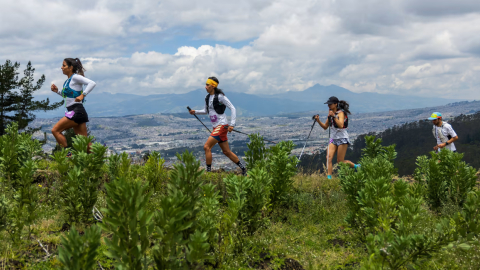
[428,112,459,152]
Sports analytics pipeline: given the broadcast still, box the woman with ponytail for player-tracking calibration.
[50,58,96,154]
[314,96,359,179]
[189,77,247,175]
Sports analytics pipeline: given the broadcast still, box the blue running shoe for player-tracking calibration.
[327,175,332,179]
[354,164,361,172]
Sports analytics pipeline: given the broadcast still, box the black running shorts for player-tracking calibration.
[65,104,89,124]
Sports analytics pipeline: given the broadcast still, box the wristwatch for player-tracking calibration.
[445,142,449,146]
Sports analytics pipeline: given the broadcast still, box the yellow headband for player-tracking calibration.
[206,79,218,88]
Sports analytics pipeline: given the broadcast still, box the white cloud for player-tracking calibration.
[2,0,480,100]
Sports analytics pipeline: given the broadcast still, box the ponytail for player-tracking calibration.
[208,76,225,95]
[64,58,86,76]
[338,100,351,115]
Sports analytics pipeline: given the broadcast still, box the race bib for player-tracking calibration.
[65,111,75,119]
[210,115,217,122]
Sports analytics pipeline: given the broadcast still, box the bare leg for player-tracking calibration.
[204,136,219,165]
[218,141,240,163]
[73,123,92,153]
[336,144,355,167]
[51,117,78,148]
[327,143,337,176]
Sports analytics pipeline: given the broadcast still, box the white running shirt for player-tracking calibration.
[433,123,457,151]
[56,74,96,108]
[195,94,236,128]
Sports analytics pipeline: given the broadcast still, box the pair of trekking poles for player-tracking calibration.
[186,106,277,144]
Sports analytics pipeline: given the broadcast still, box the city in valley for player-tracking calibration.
[31,101,480,172]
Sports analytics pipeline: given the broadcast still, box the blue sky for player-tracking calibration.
[2,0,480,99]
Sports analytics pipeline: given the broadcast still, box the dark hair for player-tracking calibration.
[208,76,225,95]
[338,100,351,115]
[64,58,86,76]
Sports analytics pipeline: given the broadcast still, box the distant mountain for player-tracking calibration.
[34,84,461,118]
[260,84,460,113]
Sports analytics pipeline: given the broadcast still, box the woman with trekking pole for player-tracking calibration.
[314,96,360,179]
[189,77,247,175]
[50,58,96,155]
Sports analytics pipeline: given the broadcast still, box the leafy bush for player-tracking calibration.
[244,133,267,170]
[153,150,210,269]
[58,225,102,270]
[198,183,221,248]
[339,136,398,238]
[414,149,477,210]
[143,151,166,192]
[266,141,298,207]
[242,168,272,234]
[0,123,42,242]
[340,136,477,269]
[106,152,121,180]
[99,176,154,270]
[58,136,107,224]
[452,190,480,240]
[0,122,43,188]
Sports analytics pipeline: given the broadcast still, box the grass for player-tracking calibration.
[1,167,480,269]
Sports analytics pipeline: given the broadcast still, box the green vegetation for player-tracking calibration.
[0,125,479,269]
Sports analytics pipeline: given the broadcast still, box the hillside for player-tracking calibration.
[299,111,480,176]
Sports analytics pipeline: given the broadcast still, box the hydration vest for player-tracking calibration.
[329,109,348,129]
[205,93,226,114]
[62,75,83,99]
[61,74,85,106]
[432,122,452,143]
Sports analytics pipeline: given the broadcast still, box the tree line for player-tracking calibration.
[0,60,61,135]
[300,110,480,175]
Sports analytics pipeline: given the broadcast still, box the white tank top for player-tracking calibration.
[330,111,349,140]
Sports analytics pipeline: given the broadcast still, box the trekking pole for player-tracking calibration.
[226,127,277,144]
[297,115,317,167]
[187,106,211,133]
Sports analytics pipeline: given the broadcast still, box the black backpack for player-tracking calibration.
[205,94,226,114]
[329,109,348,129]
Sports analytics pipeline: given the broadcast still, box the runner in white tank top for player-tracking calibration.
[314,96,360,179]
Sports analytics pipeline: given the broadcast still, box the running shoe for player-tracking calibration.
[354,164,361,172]
[66,152,72,158]
[241,168,247,176]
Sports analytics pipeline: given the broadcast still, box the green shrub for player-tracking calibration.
[0,194,10,232]
[144,151,166,192]
[452,190,480,240]
[198,183,221,248]
[0,122,43,188]
[59,136,107,224]
[414,149,477,210]
[340,136,475,269]
[58,225,101,270]
[153,150,210,269]
[242,168,271,234]
[218,174,249,265]
[99,176,154,270]
[244,133,267,170]
[106,153,121,180]
[339,136,398,239]
[266,141,298,207]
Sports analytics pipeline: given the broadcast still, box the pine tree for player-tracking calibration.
[15,61,62,132]
[0,60,20,135]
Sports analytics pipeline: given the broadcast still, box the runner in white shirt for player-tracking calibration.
[189,77,246,175]
[50,58,96,154]
[428,112,459,152]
